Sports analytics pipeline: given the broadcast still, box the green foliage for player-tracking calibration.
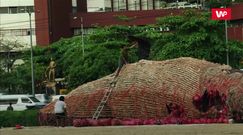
[234,0,243,2]
[89,25,138,43]
[114,15,135,22]
[153,10,243,67]
[0,110,39,127]
[1,10,243,93]
[47,37,82,78]
[205,0,232,8]
[6,26,141,90]
[2,55,46,94]
[69,41,138,87]
[66,44,119,87]
[156,16,184,31]
[60,26,140,88]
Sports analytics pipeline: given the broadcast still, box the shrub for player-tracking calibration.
[0,110,39,127]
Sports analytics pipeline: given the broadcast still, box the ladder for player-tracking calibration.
[92,78,117,119]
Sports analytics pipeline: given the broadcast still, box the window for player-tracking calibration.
[0,6,34,14]
[72,7,77,13]
[12,29,27,36]
[29,97,40,102]
[0,7,8,14]
[18,6,26,13]
[73,28,94,36]
[72,0,77,7]
[21,98,31,103]
[27,29,36,35]
[0,99,18,105]
[9,7,17,14]
[0,30,11,36]
[105,7,112,11]
[126,0,141,11]
[112,0,126,11]
[0,29,35,36]
[73,29,81,35]
[9,99,18,104]
[26,6,34,12]
[32,29,36,35]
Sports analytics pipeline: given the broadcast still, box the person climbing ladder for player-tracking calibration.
[115,35,151,77]
[93,40,138,120]
[115,42,138,77]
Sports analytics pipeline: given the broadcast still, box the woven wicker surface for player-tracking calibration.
[40,57,243,119]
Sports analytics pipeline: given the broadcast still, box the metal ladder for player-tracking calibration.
[92,78,117,119]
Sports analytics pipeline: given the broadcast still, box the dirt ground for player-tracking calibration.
[1,124,243,135]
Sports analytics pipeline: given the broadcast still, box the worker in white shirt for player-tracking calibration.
[54,96,67,127]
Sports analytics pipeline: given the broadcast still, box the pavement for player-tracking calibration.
[1,124,243,135]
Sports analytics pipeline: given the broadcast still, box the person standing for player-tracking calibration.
[128,35,151,60]
[54,96,67,127]
[115,43,137,77]
[7,103,13,111]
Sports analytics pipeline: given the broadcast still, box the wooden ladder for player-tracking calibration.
[92,78,117,120]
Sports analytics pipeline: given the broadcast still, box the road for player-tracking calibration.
[1,124,243,135]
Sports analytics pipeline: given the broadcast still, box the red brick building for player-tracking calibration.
[228,3,243,42]
[34,0,243,46]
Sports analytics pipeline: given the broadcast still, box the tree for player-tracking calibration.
[205,0,232,8]
[25,26,142,89]
[52,26,140,89]
[0,39,24,73]
[0,38,24,93]
[153,10,243,67]
[2,11,243,93]
[0,38,46,94]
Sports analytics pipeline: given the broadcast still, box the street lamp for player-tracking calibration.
[135,0,137,10]
[220,6,229,65]
[73,16,84,57]
[22,8,35,97]
[225,18,229,65]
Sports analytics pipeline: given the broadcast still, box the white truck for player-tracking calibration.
[0,94,46,111]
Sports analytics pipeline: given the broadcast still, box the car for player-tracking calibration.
[35,94,51,104]
[178,3,201,9]
[165,2,178,9]
[51,95,66,102]
[0,94,45,111]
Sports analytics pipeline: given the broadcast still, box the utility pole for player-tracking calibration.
[135,0,137,10]
[225,19,229,65]
[29,11,35,97]
[118,0,120,11]
[74,16,85,57]
[212,7,231,65]
[81,17,84,57]
[223,6,229,65]
[22,8,35,97]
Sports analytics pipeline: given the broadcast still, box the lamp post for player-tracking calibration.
[222,6,229,65]
[73,16,84,57]
[135,0,137,10]
[211,7,231,65]
[225,19,229,65]
[22,8,35,97]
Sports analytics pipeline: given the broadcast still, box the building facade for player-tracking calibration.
[34,0,243,46]
[228,3,243,41]
[0,0,36,49]
[34,0,183,46]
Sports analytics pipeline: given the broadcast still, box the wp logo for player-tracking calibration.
[216,11,228,18]
[212,8,231,20]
